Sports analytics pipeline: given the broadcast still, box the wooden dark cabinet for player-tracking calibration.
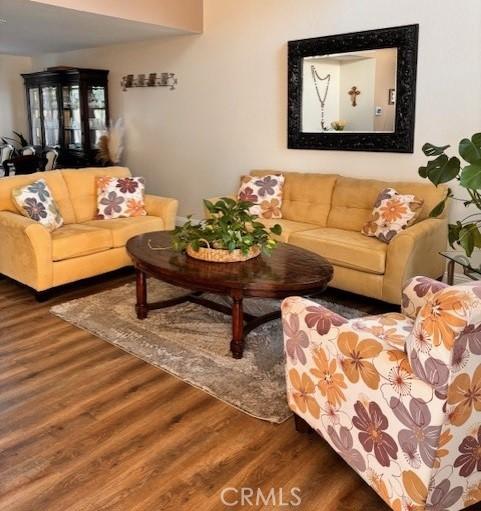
[22,67,109,167]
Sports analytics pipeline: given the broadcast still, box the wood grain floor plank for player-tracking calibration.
[0,274,397,511]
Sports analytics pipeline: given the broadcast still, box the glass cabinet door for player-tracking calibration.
[29,88,42,146]
[41,86,60,146]
[87,85,107,149]
[62,85,82,150]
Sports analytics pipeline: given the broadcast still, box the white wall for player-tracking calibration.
[0,54,32,141]
[373,48,397,132]
[31,0,481,219]
[339,58,376,131]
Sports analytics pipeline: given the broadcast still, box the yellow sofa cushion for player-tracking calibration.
[327,176,448,232]
[260,218,319,242]
[250,170,338,226]
[84,216,165,247]
[0,170,76,224]
[61,167,131,223]
[51,224,113,262]
[289,227,388,275]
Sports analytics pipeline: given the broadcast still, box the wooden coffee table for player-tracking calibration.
[126,231,333,359]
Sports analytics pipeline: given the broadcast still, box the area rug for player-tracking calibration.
[50,280,366,423]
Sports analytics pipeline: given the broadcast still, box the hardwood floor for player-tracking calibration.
[0,272,396,511]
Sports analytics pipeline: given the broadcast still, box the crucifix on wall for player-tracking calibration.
[348,86,361,107]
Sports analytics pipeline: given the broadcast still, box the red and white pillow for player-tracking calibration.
[96,176,147,220]
[237,174,285,219]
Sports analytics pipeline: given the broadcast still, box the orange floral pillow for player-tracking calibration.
[96,176,147,220]
[237,174,284,219]
[361,188,424,243]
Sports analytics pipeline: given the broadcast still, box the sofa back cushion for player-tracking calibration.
[327,177,448,231]
[250,170,338,226]
[0,170,76,224]
[61,167,131,223]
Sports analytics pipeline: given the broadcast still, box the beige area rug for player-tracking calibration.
[50,280,366,423]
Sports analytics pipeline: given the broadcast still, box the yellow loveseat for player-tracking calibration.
[213,170,448,304]
[0,166,178,293]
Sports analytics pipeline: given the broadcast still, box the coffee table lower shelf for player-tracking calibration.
[135,269,282,359]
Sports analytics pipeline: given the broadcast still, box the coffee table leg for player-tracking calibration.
[135,269,148,320]
[230,293,244,359]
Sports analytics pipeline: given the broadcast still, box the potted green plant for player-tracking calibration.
[418,133,481,256]
[171,198,282,262]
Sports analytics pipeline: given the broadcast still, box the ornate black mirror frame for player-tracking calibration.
[288,24,419,153]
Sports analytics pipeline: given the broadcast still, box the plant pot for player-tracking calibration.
[186,245,261,263]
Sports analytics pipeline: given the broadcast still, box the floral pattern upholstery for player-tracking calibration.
[282,277,481,511]
[96,176,146,220]
[237,174,284,219]
[362,188,424,243]
[12,178,63,231]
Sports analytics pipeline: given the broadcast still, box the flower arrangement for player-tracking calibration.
[418,133,481,256]
[331,120,347,131]
[97,118,125,165]
[171,198,282,261]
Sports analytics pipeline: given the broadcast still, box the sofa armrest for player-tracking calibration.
[0,211,53,291]
[144,195,178,230]
[383,218,448,305]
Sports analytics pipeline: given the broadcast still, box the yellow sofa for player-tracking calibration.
[0,167,178,293]
[214,170,448,304]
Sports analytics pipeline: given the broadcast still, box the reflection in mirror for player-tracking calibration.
[302,48,397,133]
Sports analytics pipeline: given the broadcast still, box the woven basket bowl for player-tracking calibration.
[186,245,261,263]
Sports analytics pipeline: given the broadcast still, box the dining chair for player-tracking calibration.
[3,155,47,176]
[44,148,59,170]
[21,145,36,156]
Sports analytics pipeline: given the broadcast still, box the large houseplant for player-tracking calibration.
[171,198,282,262]
[419,133,481,256]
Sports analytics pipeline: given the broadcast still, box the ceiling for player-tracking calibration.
[0,0,189,56]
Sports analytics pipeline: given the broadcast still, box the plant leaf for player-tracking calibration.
[460,163,481,189]
[459,138,481,164]
[459,224,476,256]
[429,198,447,217]
[471,132,481,149]
[270,224,282,235]
[418,166,428,178]
[422,143,450,157]
[425,156,460,185]
[448,223,461,248]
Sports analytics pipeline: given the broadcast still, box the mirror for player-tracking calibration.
[302,48,397,133]
[288,25,418,152]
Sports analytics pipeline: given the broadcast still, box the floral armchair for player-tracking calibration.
[282,277,481,511]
